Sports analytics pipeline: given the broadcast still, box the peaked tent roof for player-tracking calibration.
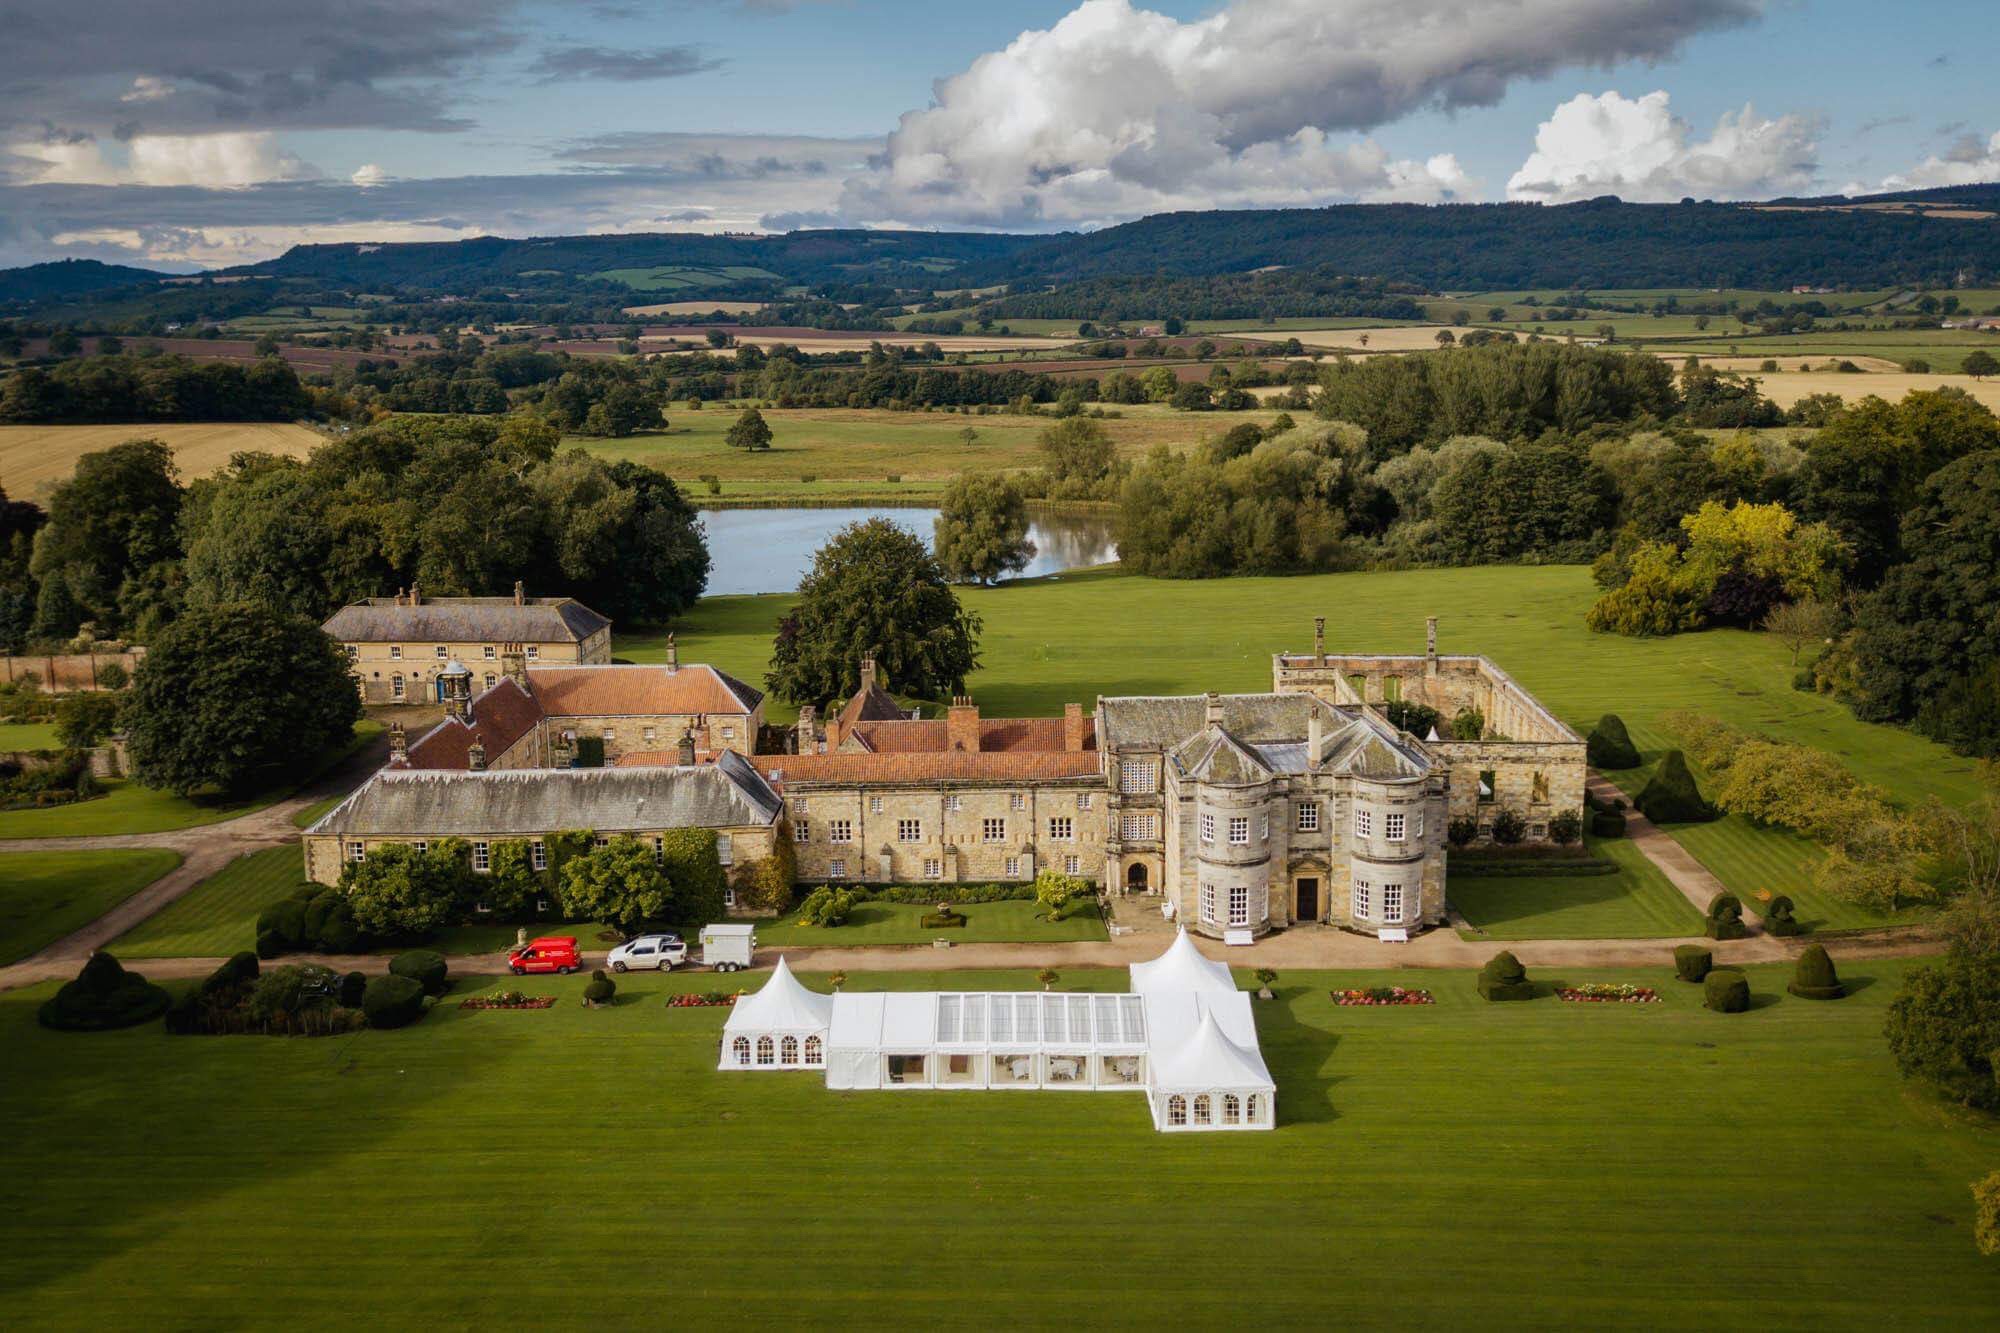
[1152,1009,1275,1090]
[1128,928,1238,998]
[724,956,834,1033]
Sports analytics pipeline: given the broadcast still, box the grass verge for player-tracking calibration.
[0,848,182,964]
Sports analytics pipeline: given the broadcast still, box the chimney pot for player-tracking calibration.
[677,728,697,766]
[859,657,876,692]
[502,648,527,690]
[947,697,980,752]
[513,580,524,606]
[1307,706,1323,771]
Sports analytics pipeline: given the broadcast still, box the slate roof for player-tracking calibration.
[844,716,1094,754]
[526,664,763,716]
[405,677,542,770]
[833,681,911,735]
[323,596,609,644]
[1108,692,1431,783]
[308,750,781,837]
[1099,692,1341,751]
[751,751,1101,787]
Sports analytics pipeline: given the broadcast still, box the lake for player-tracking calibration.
[699,505,1118,595]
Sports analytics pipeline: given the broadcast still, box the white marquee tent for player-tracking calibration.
[719,955,833,1070]
[1128,927,1238,998]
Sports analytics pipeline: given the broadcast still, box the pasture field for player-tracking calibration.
[1646,327,2000,372]
[1,958,1994,1326]
[619,299,768,316]
[1448,834,1700,940]
[594,264,783,291]
[758,898,1107,946]
[0,849,181,965]
[1447,286,1906,312]
[110,847,308,960]
[643,565,1983,913]
[575,403,1281,502]
[0,421,324,495]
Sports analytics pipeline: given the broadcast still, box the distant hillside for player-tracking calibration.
[0,258,171,302]
[226,230,1047,294]
[972,195,2000,291]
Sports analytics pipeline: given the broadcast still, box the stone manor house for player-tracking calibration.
[305,617,1584,940]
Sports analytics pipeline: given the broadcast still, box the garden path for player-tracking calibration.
[1585,772,1746,923]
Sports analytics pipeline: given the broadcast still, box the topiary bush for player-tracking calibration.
[303,890,362,953]
[1704,969,1750,1013]
[361,974,427,1029]
[388,949,449,996]
[1476,950,1535,1001]
[254,897,307,958]
[1763,895,1803,937]
[1787,943,1845,1000]
[1591,809,1627,838]
[583,969,616,1007]
[1636,750,1717,824]
[1704,893,1748,940]
[1586,713,1642,769]
[37,953,172,1031]
[1673,944,1713,983]
[338,970,368,1007]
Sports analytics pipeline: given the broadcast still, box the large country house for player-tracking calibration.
[324,583,612,704]
[305,619,1583,940]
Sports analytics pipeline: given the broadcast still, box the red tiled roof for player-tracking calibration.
[406,677,542,770]
[527,664,761,717]
[750,751,1101,785]
[613,749,720,768]
[847,716,1095,754]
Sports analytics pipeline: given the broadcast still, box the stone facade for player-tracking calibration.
[324,584,612,705]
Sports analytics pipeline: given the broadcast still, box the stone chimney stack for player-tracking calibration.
[1313,615,1326,665]
[395,585,406,607]
[796,704,817,755]
[859,657,877,693]
[948,696,980,752]
[1063,702,1085,752]
[409,582,421,607]
[501,648,527,690]
[513,580,525,606]
[665,633,679,674]
[467,740,486,772]
[1426,616,1439,676]
[677,728,697,766]
[1204,691,1225,729]
[1307,705,1322,772]
[388,722,408,767]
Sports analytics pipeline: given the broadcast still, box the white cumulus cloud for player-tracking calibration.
[1859,130,2000,193]
[351,163,390,188]
[1507,90,1821,202]
[15,131,316,189]
[840,0,1761,227]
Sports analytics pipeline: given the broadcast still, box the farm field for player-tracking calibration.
[0,421,324,494]
[110,847,307,959]
[1727,370,2000,411]
[1448,835,1701,940]
[1,958,1994,1326]
[0,849,181,965]
[758,898,1107,946]
[1646,328,2000,372]
[575,403,1281,501]
[619,299,768,316]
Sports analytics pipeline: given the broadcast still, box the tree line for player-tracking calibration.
[0,353,312,424]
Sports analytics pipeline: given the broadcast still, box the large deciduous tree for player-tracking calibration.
[28,438,182,638]
[934,472,1036,584]
[766,518,981,707]
[1882,951,2000,1112]
[124,601,361,796]
[725,406,773,451]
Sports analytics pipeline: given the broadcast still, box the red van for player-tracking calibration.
[507,936,582,975]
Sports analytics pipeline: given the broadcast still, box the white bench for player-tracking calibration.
[1377,927,1409,943]
[1224,928,1255,947]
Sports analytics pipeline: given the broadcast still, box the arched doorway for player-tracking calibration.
[1126,862,1150,893]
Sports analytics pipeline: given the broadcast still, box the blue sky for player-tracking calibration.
[2,0,1995,269]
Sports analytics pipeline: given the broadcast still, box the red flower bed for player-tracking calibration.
[1331,987,1434,1006]
[461,993,556,1011]
[666,991,741,1008]
[1556,984,1660,1004]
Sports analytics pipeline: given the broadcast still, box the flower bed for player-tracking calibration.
[1556,983,1659,1004]
[666,991,740,1008]
[460,991,555,1011]
[1332,986,1434,1006]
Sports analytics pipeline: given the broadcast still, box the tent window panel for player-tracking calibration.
[1042,993,1067,1042]
[1066,994,1093,1042]
[993,1054,1035,1084]
[990,998,1014,1042]
[940,1053,977,1084]
[1223,1094,1242,1125]
[780,1036,799,1065]
[1194,1094,1213,1126]
[804,1035,822,1065]
[1093,994,1120,1042]
[756,1036,775,1066]
[1247,1094,1264,1124]
[962,995,986,1042]
[1119,995,1146,1043]
[937,994,962,1042]
[1167,1095,1187,1127]
[1099,1054,1144,1085]
[886,1054,926,1085]
[1015,995,1039,1041]
[1045,1054,1085,1084]
[732,1036,751,1066]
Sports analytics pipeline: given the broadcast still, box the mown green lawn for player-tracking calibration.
[0,721,381,841]
[111,846,308,959]
[1449,834,1702,940]
[2,957,1994,1325]
[0,849,181,965]
[759,897,1107,946]
[0,721,60,751]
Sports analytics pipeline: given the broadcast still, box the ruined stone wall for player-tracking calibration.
[1430,738,1587,843]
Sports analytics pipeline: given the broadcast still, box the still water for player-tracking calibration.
[699,505,1119,596]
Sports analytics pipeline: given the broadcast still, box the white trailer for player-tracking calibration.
[700,923,757,972]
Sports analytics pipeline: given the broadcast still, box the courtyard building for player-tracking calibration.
[325,582,611,704]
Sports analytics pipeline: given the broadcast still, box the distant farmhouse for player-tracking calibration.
[306,617,1583,940]
[323,583,611,704]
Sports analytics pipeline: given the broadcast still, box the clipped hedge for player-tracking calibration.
[1705,893,1749,941]
[920,910,968,929]
[255,897,307,959]
[1586,713,1642,770]
[1636,750,1717,824]
[583,969,616,1007]
[1590,810,1627,839]
[1450,858,1618,878]
[361,974,427,1029]
[1763,895,1804,937]
[1673,944,1713,983]
[1787,944,1846,1000]
[1476,950,1535,1001]
[338,970,369,1007]
[1704,970,1750,1013]
[302,890,362,953]
[867,882,1038,905]
[389,949,449,995]
[38,953,172,1032]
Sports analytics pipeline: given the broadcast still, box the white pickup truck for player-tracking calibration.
[605,933,687,972]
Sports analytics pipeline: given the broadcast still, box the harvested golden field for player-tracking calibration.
[1283,325,1473,351]
[1677,354,1907,374]
[1742,371,2000,411]
[640,331,1071,354]
[0,422,324,496]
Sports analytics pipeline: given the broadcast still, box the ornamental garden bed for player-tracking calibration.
[1556,983,1659,1004]
[667,991,740,1008]
[1332,986,1434,1006]
[460,992,556,1010]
